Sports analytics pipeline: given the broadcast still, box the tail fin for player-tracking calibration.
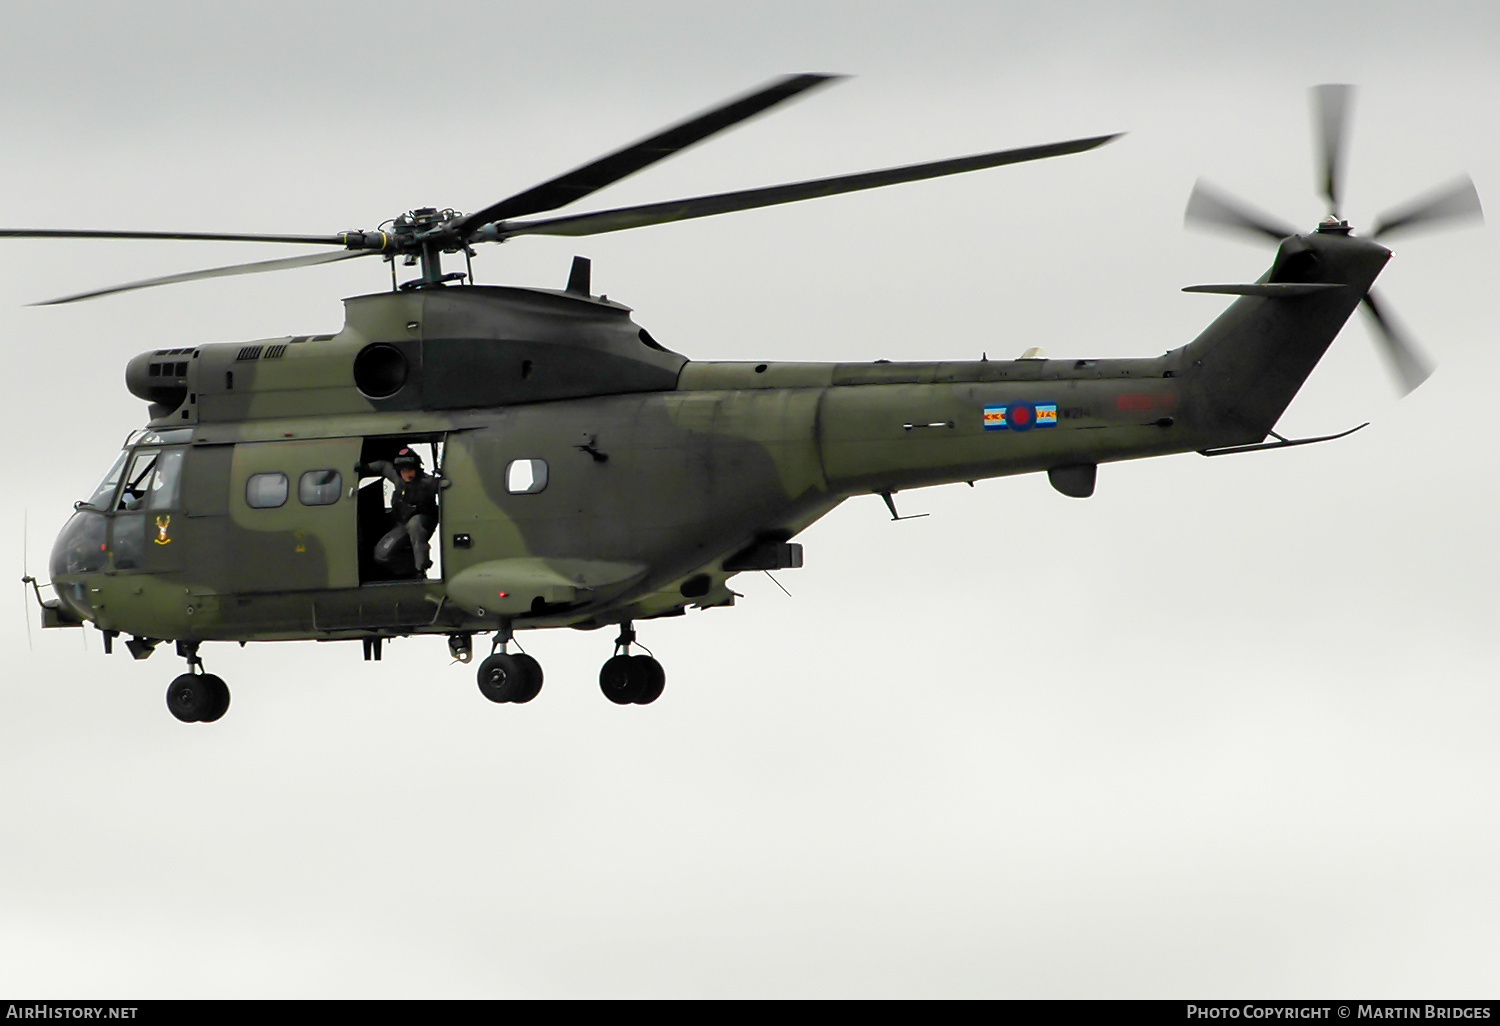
[1181,229,1390,447]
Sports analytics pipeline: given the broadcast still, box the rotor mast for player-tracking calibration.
[388,207,467,289]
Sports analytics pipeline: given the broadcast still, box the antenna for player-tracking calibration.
[878,490,929,521]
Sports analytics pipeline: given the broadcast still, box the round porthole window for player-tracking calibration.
[353,344,409,399]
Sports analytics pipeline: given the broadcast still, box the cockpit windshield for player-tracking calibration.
[84,451,128,510]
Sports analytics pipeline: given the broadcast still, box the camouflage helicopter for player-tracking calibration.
[15,77,1482,723]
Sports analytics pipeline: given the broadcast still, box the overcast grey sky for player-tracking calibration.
[2,0,1498,998]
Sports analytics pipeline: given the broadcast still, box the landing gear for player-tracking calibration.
[599,622,666,705]
[599,655,665,704]
[477,653,543,703]
[166,673,231,722]
[476,626,543,704]
[165,642,231,723]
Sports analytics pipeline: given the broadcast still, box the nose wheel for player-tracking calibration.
[165,644,231,722]
[599,623,666,705]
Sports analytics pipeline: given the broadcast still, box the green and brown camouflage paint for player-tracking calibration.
[48,228,1389,649]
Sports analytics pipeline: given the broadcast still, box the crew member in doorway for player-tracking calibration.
[357,447,440,576]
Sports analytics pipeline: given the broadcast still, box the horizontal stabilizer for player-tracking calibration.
[1182,283,1346,297]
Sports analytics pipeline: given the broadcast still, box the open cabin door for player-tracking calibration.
[354,436,445,584]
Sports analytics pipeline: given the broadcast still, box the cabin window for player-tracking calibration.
[246,472,289,509]
[505,459,548,495]
[299,469,343,506]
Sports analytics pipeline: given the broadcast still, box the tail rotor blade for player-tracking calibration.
[1371,175,1484,241]
[1361,289,1433,395]
[1312,84,1355,217]
[1184,179,1297,243]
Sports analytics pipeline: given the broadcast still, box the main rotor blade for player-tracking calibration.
[1312,84,1354,217]
[491,133,1121,241]
[454,73,843,236]
[0,228,347,245]
[1184,179,1298,243]
[1360,288,1433,395]
[1371,175,1484,241]
[33,249,377,305]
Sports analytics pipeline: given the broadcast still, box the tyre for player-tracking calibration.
[197,674,232,723]
[165,673,214,723]
[509,654,544,704]
[599,654,642,704]
[631,656,665,705]
[477,653,521,703]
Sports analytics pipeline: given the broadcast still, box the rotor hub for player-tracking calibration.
[391,207,466,253]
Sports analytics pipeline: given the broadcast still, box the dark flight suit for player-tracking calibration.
[361,461,440,574]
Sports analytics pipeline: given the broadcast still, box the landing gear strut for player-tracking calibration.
[599,622,666,705]
[476,623,543,704]
[165,641,231,723]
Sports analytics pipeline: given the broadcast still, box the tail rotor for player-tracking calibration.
[1185,84,1482,396]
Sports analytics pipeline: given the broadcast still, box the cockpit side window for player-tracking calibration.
[116,449,161,511]
[147,449,185,510]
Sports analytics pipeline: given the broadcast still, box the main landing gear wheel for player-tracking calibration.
[599,654,666,705]
[477,652,544,704]
[166,672,231,723]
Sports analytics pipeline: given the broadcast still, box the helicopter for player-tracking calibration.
[14,76,1483,723]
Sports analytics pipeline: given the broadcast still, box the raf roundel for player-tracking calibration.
[982,402,1058,432]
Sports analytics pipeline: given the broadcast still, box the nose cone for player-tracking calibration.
[49,510,108,622]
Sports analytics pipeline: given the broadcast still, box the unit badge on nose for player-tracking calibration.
[154,515,172,545]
